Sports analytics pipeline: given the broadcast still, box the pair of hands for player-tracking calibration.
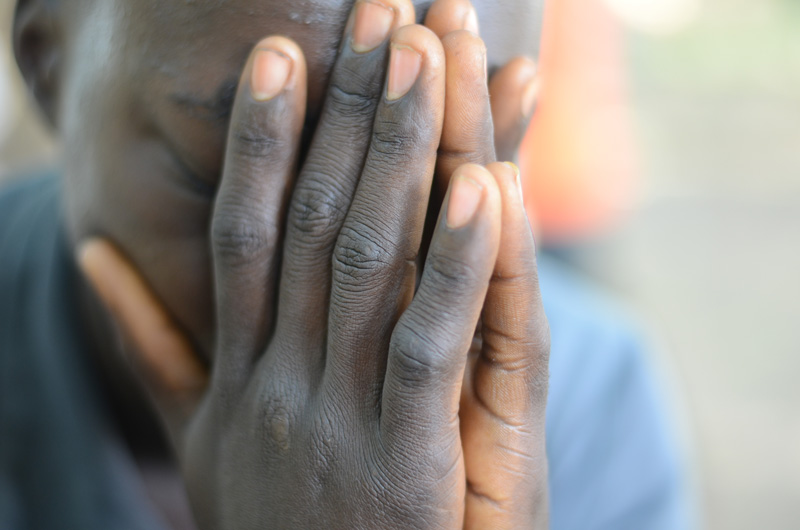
[80,0,550,528]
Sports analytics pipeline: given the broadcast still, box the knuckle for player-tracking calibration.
[212,210,276,264]
[369,111,437,164]
[326,65,383,118]
[230,119,288,161]
[391,323,448,384]
[436,145,477,164]
[247,377,304,456]
[326,82,380,120]
[332,223,391,284]
[370,129,415,159]
[288,182,345,243]
[259,395,295,453]
[437,142,493,168]
[427,251,480,293]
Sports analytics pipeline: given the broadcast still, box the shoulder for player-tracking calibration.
[539,255,655,413]
[0,171,62,275]
[0,170,60,215]
[0,170,60,220]
[538,255,695,529]
[539,255,659,434]
[0,170,65,353]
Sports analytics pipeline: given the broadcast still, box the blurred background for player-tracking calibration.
[1,0,798,528]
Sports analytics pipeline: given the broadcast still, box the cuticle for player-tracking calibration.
[457,174,485,191]
[390,43,422,57]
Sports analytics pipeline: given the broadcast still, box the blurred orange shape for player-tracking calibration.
[520,0,638,244]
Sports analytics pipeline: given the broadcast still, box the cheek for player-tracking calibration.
[61,80,217,356]
[111,143,217,355]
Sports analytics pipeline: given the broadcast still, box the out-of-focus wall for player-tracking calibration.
[575,1,800,529]
[0,2,55,181]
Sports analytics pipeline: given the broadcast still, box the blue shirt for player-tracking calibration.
[0,174,695,529]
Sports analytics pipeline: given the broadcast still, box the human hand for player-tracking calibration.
[424,3,551,527]
[79,0,548,527]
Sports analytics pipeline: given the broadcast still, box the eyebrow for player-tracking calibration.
[167,77,239,122]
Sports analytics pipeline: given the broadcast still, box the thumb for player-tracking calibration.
[78,239,208,429]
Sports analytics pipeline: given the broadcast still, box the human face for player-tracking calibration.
[57,0,543,356]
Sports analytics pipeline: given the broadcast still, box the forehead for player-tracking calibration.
[89,0,542,125]
[123,0,542,74]
[129,0,542,49]
[128,0,360,111]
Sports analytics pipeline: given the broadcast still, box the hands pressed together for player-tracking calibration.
[80,0,550,527]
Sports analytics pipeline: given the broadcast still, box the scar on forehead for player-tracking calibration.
[168,77,240,122]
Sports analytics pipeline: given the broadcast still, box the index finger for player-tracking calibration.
[211,36,307,389]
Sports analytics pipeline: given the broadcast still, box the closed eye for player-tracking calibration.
[168,78,239,124]
[167,148,217,199]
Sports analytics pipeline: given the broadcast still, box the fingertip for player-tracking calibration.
[387,25,445,101]
[348,0,417,54]
[76,237,102,272]
[489,56,538,117]
[487,161,520,188]
[487,161,527,215]
[75,239,134,338]
[452,163,496,191]
[487,161,538,259]
[386,0,418,25]
[76,238,117,294]
[365,0,418,29]
[390,24,445,68]
[441,27,485,50]
[489,57,536,96]
[521,76,540,118]
[489,57,539,161]
[249,36,308,101]
[447,171,484,229]
[463,6,480,35]
[507,56,538,77]
[440,30,488,100]
[441,29,487,73]
[425,0,479,38]
[253,36,306,70]
[446,164,502,230]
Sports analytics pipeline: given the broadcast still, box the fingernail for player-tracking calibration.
[251,49,292,101]
[521,77,540,117]
[504,161,524,201]
[447,176,484,229]
[352,1,395,53]
[387,44,422,101]
[462,7,479,34]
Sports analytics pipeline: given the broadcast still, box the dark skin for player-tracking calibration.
[15,0,548,527]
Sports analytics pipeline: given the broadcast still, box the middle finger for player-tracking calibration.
[426,0,496,198]
[275,0,415,358]
[325,24,446,416]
